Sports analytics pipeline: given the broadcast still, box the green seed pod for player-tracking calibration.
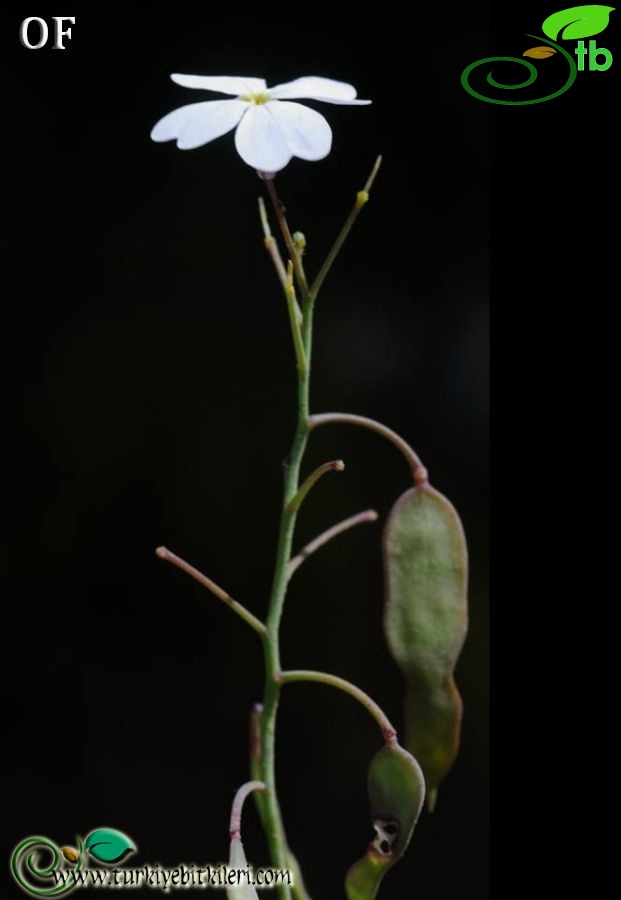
[345,742,425,900]
[383,482,468,809]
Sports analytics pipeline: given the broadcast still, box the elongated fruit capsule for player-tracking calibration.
[383,482,468,810]
[345,742,425,900]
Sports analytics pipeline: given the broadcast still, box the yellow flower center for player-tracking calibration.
[241,92,270,104]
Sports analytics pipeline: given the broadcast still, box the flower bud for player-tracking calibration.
[293,232,306,253]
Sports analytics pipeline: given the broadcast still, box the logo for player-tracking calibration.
[10,828,293,895]
[461,4,614,103]
[11,828,136,896]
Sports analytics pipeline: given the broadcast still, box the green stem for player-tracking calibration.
[279,670,397,744]
[310,156,382,301]
[284,263,307,376]
[249,705,312,900]
[258,197,288,288]
[259,183,315,900]
[258,167,390,895]
[287,459,344,513]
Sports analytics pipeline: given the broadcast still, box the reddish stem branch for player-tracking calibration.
[229,780,266,839]
[156,546,266,638]
[289,509,378,575]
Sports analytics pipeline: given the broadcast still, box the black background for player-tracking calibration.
[3,0,615,897]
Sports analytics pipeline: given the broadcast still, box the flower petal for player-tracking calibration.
[268,76,371,105]
[171,74,267,95]
[234,105,292,172]
[150,99,247,149]
[267,101,332,161]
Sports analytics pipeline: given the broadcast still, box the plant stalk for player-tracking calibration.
[257,163,385,896]
[279,670,397,743]
[259,184,316,900]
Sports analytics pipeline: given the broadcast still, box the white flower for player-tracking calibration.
[150,75,371,173]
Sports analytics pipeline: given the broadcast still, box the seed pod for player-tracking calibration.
[345,742,425,900]
[383,482,468,809]
[61,846,80,863]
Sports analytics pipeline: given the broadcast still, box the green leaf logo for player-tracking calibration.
[542,5,615,40]
[84,828,136,864]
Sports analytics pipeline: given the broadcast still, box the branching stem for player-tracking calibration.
[310,155,382,300]
[229,780,266,839]
[289,509,378,575]
[279,670,397,744]
[155,546,267,638]
[309,412,428,484]
[258,197,288,288]
[287,459,345,513]
[265,178,310,299]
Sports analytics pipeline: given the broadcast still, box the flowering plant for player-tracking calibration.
[151,74,370,172]
[151,72,468,900]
